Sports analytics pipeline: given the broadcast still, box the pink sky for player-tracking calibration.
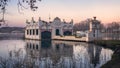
[1,0,120,27]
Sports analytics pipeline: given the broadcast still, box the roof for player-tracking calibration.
[92,20,100,24]
[91,17,100,24]
[54,17,61,21]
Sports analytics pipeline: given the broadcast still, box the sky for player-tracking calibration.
[1,0,120,27]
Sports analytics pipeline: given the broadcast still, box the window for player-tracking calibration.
[56,29,60,35]
[36,29,38,35]
[36,44,38,50]
[30,43,31,48]
[33,29,35,35]
[27,30,29,35]
[30,30,31,35]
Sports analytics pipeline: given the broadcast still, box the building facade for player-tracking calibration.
[25,17,73,40]
[86,17,102,41]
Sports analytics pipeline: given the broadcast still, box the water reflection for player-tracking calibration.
[0,40,113,68]
[87,44,102,67]
[25,40,113,68]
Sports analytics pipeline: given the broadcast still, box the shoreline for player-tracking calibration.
[93,40,120,68]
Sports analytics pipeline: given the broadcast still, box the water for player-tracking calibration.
[0,39,113,68]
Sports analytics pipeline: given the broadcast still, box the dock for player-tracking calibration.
[53,36,87,42]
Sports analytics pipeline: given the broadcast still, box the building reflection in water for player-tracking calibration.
[25,40,113,68]
[87,44,102,68]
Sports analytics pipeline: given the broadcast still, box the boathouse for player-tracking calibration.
[25,17,73,40]
[25,17,102,42]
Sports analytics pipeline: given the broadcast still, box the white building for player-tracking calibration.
[86,17,102,41]
[25,17,73,40]
[25,16,102,42]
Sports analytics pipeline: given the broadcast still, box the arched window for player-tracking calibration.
[41,31,51,39]
[36,29,38,35]
[64,31,72,36]
[27,30,29,35]
[30,30,31,35]
[56,29,60,35]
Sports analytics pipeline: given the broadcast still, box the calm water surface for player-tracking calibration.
[0,40,113,68]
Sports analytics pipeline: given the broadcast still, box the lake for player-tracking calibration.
[0,39,113,68]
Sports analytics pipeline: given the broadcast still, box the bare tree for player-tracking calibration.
[105,22,120,40]
[73,18,91,32]
[0,0,41,26]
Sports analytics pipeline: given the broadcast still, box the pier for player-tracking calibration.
[53,36,87,42]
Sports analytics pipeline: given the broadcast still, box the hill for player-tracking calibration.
[0,27,25,33]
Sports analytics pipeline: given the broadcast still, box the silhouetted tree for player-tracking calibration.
[73,18,91,32]
[105,22,120,40]
[0,0,41,23]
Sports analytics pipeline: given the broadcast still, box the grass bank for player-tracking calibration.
[94,40,120,49]
[94,40,120,68]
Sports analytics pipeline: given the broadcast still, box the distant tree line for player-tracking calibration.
[73,20,120,40]
[105,22,120,33]
[105,22,120,40]
[73,18,104,32]
[0,27,24,33]
[73,19,90,32]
